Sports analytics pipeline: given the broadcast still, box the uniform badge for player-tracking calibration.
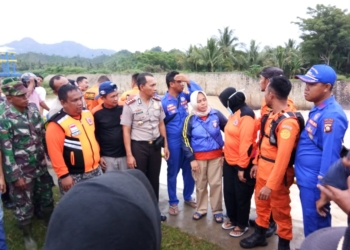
[153,102,159,109]
[309,119,317,128]
[324,119,334,133]
[233,119,238,126]
[69,124,81,136]
[212,120,218,128]
[138,121,143,126]
[85,92,95,100]
[280,129,291,139]
[86,117,93,125]
[308,133,314,140]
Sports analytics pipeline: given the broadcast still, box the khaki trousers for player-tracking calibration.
[192,157,223,214]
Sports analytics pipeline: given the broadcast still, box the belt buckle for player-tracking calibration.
[148,140,153,145]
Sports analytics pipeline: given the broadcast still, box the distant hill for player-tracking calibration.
[1,38,116,58]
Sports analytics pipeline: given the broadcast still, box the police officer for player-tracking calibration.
[0,81,54,250]
[121,72,169,221]
[295,64,348,237]
[162,71,202,216]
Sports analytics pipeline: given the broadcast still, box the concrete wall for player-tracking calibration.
[46,72,350,110]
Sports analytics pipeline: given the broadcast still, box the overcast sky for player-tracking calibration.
[1,0,349,53]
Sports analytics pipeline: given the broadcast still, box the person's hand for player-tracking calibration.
[316,197,329,217]
[258,186,272,200]
[127,155,137,169]
[317,176,350,215]
[174,74,190,84]
[14,178,26,191]
[163,147,170,161]
[238,170,247,183]
[26,77,35,98]
[61,175,74,192]
[190,160,200,173]
[0,177,6,194]
[250,165,258,178]
[100,158,107,170]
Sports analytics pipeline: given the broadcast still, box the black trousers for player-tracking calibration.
[223,159,255,228]
[131,141,162,201]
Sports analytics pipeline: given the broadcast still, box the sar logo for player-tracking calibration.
[212,120,218,128]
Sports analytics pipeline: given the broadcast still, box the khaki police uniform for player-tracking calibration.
[121,95,165,200]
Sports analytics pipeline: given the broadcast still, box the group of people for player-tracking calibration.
[0,64,349,250]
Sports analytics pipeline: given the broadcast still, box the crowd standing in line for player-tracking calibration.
[0,64,349,250]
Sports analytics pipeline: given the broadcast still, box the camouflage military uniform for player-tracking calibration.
[0,101,54,226]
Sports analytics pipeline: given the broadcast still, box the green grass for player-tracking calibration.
[3,187,221,250]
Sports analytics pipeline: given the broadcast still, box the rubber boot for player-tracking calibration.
[41,206,54,225]
[278,237,290,250]
[240,225,268,249]
[22,224,37,250]
[266,219,277,238]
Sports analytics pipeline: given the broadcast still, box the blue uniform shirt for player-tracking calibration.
[295,96,348,188]
[161,80,202,140]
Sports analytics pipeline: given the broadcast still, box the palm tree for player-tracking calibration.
[196,38,222,72]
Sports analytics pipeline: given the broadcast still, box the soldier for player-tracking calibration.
[121,72,169,222]
[0,81,54,250]
[0,144,8,250]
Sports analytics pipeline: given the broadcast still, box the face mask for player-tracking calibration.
[227,107,233,115]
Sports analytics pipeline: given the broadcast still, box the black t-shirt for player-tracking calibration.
[93,104,126,157]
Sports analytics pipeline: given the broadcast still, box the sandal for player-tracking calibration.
[222,220,235,230]
[185,199,197,208]
[169,204,179,216]
[214,213,224,223]
[229,227,249,238]
[192,212,207,220]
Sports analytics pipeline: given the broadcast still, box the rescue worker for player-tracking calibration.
[250,66,297,237]
[84,75,110,111]
[46,84,103,195]
[92,81,127,171]
[0,81,54,250]
[162,71,202,215]
[294,64,348,236]
[219,87,257,237]
[76,76,89,108]
[121,72,169,222]
[182,91,227,222]
[118,73,140,105]
[240,76,300,250]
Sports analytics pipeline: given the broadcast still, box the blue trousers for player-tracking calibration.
[0,196,8,250]
[167,142,194,205]
[299,185,331,237]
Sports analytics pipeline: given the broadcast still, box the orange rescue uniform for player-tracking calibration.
[118,87,139,106]
[84,85,103,111]
[254,106,300,240]
[224,109,257,167]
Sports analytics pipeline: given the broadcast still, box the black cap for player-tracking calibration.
[260,67,284,78]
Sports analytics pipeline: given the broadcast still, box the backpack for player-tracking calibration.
[260,111,305,166]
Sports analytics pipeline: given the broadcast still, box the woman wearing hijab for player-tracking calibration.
[218,87,257,237]
[182,90,227,223]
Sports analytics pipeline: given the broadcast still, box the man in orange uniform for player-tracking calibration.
[84,75,110,111]
[250,67,297,237]
[240,76,300,250]
[118,73,140,105]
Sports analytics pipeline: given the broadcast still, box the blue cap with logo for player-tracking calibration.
[95,81,118,99]
[295,64,337,85]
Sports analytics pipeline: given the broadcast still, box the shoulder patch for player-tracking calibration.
[152,96,161,101]
[125,98,136,105]
[324,118,334,133]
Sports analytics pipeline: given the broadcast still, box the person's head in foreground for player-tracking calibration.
[219,87,246,115]
[190,90,210,117]
[43,170,161,250]
[259,67,284,92]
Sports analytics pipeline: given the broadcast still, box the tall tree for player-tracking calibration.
[294,5,350,68]
[196,38,222,72]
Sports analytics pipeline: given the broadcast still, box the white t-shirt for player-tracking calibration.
[35,86,46,101]
[48,97,63,118]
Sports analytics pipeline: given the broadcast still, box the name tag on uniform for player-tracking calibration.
[86,117,93,125]
[69,124,81,136]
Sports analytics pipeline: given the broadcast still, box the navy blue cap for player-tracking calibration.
[95,81,118,99]
[295,64,337,85]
